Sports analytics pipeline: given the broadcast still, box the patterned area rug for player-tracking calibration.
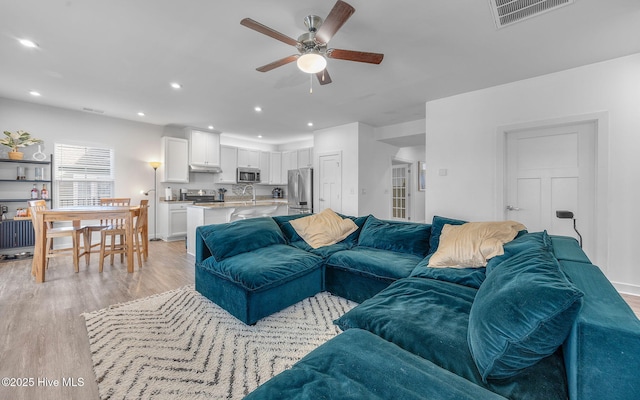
[82,286,356,400]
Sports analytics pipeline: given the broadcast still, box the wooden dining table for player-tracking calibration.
[31,205,144,283]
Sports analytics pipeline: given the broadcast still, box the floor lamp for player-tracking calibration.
[149,161,162,241]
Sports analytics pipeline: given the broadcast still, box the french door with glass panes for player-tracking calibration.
[392,164,409,220]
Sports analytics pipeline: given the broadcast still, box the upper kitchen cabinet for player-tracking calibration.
[188,129,221,172]
[161,137,189,183]
[297,147,313,168]
[218,145,237,183]
[237,148,260,168]
[281,150,298,174]
[259,151,271,184]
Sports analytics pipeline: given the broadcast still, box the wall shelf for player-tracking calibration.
[0,156,53,251]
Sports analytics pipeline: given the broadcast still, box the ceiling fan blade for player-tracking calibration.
[316,69,332,85]
[315,0,355,44]
[240,18,299,47]
[326,48,384,64]
[256,55,299,72]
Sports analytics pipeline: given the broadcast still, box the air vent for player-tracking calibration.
[489,0,575,28]
[82,107,105,114]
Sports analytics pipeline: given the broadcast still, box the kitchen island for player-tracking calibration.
[186,200,288,256]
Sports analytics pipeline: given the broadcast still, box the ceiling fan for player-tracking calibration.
[240,0,384,86]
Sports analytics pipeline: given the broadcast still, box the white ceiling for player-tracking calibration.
[1,0,639,144]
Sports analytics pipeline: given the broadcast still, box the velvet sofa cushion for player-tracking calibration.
[335,277,569,400]
[245,328,507,400]
[468,247,584,382]
[198,244,323,291]
[274,213,368,246]
[428,215,467,254]
[484,230,552,274]
[357,215,431,257]
[326,247,423,281]
[289,208,358,249]
[289,240,352,258]
[428,221,526,268]
[199,217,286,262]
[411,254,486,289]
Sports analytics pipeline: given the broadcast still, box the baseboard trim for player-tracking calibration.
[613,281,640,297]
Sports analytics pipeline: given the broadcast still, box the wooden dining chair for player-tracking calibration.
[98,199,148,272]
[28,200,88,273]
[84,197,131,263]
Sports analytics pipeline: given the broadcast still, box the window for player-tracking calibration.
[54,143,114,207]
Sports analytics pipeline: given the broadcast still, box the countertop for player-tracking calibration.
[190,200,287,209]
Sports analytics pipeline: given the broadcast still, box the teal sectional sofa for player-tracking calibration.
[195,214,640,400]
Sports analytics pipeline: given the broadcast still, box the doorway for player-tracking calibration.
[504,121,596,258]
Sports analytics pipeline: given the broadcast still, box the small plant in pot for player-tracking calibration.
[1,130,43,160]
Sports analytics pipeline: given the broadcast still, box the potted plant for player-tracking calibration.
[1,130,43,160]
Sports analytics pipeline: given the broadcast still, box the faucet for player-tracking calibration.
[241,184,256,203]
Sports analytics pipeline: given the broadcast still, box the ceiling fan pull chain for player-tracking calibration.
[309,73,313,94]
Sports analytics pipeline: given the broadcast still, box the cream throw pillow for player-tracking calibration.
[428,221,526,268]
[290,208,358,249]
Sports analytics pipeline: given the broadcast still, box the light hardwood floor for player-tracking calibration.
[0,241,638,400]
[0,241,194,400]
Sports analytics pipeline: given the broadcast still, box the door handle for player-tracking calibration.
[506,205,521,211]
[319,198,325,202]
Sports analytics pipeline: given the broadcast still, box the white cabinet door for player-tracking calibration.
[218,145,237,183]
[282,150,298,176]
[237,148,260,168]
[189,130,220,167]
[259,151,270,184]
[161,137,189,183]
[269,152,283,184]
[169,205,187,238]
[297,147,312,168]
[158,202,188,241]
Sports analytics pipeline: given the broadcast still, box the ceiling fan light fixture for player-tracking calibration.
[297,52,326,74]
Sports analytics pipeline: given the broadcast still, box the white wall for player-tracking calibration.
[0,98,164,227]
[358,123,399,219]
[425,53,640,294]
[313,122,359,216]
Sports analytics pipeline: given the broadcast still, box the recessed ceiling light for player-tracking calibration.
[170,82,181,89]
[254,106,262,112]
[307,122,314,127]
[257,135,263,139]
[137,112,145,117]
[208,125,214,130]
[19,38,38,48]
[29,91,41,97]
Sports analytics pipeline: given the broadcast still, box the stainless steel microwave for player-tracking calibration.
[237,167,261,183]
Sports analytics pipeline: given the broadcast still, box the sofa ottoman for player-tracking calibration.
[196,217,324,325]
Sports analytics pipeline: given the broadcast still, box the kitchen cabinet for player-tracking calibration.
[297,147,313,168]
[161,137,189,183]
[158,202,188,241]
[282,151,298,175]
[189,130,220,169]
[259,151,270,184]
[218,145,237,183]
[269,152,283,184]
[237,148,260,168]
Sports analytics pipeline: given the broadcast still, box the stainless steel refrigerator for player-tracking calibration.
[287,167,313,214]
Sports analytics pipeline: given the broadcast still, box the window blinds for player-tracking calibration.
[54,144,114,207]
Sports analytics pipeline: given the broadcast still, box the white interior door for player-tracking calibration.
[505,121,596,257]
[318,153,342,213]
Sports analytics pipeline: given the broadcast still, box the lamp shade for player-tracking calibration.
[149,161,161,170]
[297,53,327,74]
